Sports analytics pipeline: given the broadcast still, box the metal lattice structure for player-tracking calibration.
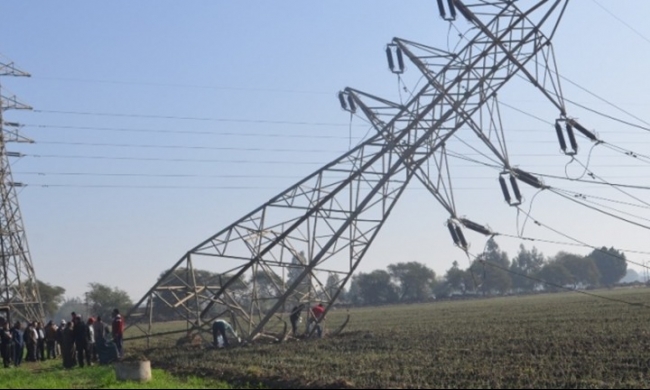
[126,0,572,345]
[0,61,44,324]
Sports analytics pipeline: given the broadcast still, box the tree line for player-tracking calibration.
[33,281,133,321]
[346,239,629,306]
[32,239,630,318]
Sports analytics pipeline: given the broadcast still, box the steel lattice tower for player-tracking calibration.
[0,61,44,324]
[126,0,574,345]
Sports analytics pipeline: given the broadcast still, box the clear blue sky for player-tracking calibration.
[1,1,650,302]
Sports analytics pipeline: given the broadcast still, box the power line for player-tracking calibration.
[26,183,276,190]
[22,123,360,140]
[19,183,514,191]
[16,172,303,179]
[21,122,650,136]
[473,253,650,309]
[27,154,327,165]
[530,171,650,191]
[496,232,650,260]
[33,140,643,159]
[31,76,333,95]
[513,206,650,260]
[33,109,363,127]
[25,152,650,169]
[591,0,650,47]
[36,141,348,154]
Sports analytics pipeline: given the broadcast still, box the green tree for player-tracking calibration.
[510,245,545,292]
[27,280,65,318]
[471,238,512,295]
[250,268,284,299]
[348,270,399,306]
[85,283,133,321]
[588,247,627,286]
[56,298,86,322]
[388,262,436,302]
[445,261,468,294]
[554,252,600,288]
[325,272,344,302]
[536,262,573,292]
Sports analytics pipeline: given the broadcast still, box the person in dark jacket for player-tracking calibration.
[61,321,75,369]
[24,322,36,362]
[0,322,12,368]
[72,316,89,367]
[35,321,46,361]
[212,319,239,348]
[11,322,23,367]
[290,304,305,337]
[45,321,57,359]
[55,320,65,359]
[93,316,105,346]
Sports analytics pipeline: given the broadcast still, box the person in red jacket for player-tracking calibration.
[111,309,124,359]
[308,303,326,338]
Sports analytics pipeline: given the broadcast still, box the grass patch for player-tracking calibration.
[0,359,231,389]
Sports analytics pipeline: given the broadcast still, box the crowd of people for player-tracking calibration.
[0,308,125,369]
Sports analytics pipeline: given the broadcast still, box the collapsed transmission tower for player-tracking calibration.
[126,0,572,344]
[0,61,44,324]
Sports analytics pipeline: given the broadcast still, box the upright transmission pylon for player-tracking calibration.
[0,61,44,324]
[126,0,569,345]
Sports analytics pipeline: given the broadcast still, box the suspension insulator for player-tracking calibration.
[338,92,348,111]
[437,0,447,18]
[455,225,468,248]
[509,175,522,203]
[498,175,511,204]
[460,218,492,236]
[447,221,460,246]
[385,46,395,71]
[566,123,578,153]
[396,48,405,72]
[513,168,545,190]
[570,120,598,142]
[446,0,457,19]
[347,94,357,113]
[555,122,567,152]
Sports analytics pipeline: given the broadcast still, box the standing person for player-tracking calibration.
[72,316,89,367]
[309,303,326,338]
[45,321,57,359]
[87,318,96,363]
[93,316,105,346]
[35,322,46,361]
[0,322,12,368]
[24,322,36,362]
[290,304,305,337]
[61,321,75,369]
[111,309,124,359]
[212,319,239,348]
[11,322,23,367]
[55,320,66,360]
